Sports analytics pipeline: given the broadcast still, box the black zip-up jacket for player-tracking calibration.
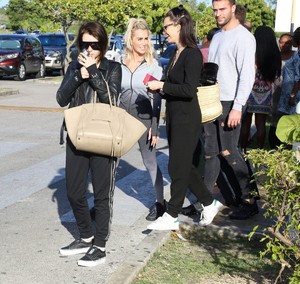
[57,57,121,108]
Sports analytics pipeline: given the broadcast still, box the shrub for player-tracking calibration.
[248,146,300,283]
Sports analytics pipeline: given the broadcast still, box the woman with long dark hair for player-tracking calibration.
[240,25,281,151]
[146,6,222,230]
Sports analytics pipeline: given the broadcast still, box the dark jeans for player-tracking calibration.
[204,101,251,200]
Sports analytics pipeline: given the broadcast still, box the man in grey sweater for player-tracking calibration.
[204,0,258,219]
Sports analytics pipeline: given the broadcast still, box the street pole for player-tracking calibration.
[290,0,297,33]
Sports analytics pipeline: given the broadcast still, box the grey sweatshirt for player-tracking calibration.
[208,25,256,111]
[120,60,162,136]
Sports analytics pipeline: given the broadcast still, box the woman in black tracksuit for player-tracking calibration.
[56,21,121,267]
[146,6,222,230]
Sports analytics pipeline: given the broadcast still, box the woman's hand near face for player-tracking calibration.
[78,52,98,79]
[78,52,97,68]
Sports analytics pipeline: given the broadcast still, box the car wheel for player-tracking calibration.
[59,64,65,76]
[35,63,45,78]
[46,70,53,76]
[16,64,26,81]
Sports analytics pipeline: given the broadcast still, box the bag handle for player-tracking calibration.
[92,72,116,106]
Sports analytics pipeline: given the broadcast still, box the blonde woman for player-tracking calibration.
[119,18,165,221]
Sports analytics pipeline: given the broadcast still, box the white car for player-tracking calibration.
[105,38,123,62]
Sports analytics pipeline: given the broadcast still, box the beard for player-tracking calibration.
[217,14,232,28]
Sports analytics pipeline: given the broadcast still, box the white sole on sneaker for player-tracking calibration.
[147,214,180,231]
[147,222,179,231]
[59,247,90,256]
[77,257,106,267]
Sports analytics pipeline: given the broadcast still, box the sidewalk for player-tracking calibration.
[0,79,268,284]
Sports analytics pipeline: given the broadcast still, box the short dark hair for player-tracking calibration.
[293,27,300,45]
[235,4,246,25]
[76,21,108,61]
[207,28,220,41]
[165,5,198,49]
[280,33,292,40]
[212,0,236,5]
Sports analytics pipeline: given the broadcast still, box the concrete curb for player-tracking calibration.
[32,77,63,84]
[0,88,19,96]
[106,228,171,284]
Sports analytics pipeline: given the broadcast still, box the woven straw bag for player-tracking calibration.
[197,83,222,124]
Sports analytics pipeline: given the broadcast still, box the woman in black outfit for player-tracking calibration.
[147,6,222,230]
[56,21,121,266]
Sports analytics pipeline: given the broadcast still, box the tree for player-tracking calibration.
[238,0,276,31]
[6,0,31,30]
[33,0,89,64]
[191,0,276,39]
[193,3,216,40]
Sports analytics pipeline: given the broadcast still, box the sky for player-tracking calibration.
[0,0,8,8]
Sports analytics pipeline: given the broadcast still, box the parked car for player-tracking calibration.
[105,37,123,62]
[159,44,176,70]
[15,30,28,35]
[159,43,202,70]
[37,33,74,75]
[0,34,45,80]
[31,30,41,36]
[151,35,166,57]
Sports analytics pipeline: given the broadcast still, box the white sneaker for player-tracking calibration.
[198,199,223,226]
[147,212,179,231]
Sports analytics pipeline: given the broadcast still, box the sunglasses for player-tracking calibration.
[80,41,102,50]
[163,23,174,31]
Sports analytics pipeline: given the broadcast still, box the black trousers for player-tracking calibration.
[65,137,117,247]
[166,107,213,218]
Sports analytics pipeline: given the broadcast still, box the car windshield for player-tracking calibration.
[0,39,21,49]
[162,45,176,58]
[108,40,123,51]
[38,36,66,47]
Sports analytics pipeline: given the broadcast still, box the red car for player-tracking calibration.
[0,34,45,80]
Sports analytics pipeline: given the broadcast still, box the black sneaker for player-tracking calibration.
[59,239,93,256]
[229,202,259,220]
[146,200,166,221]
[77,246,106,267]
[181,201,204,216]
